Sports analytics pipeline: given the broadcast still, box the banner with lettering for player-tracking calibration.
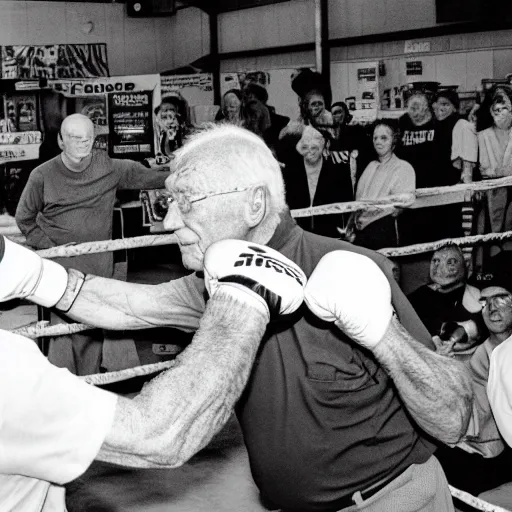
[1,44,109,79]
[48,74,160,98]
[160,74,213,106]
[0,131,42,164]
[108,91,154,159]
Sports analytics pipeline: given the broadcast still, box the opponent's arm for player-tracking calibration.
[0,235,202,331]
[305,251,472,445]
[98,239,306,467]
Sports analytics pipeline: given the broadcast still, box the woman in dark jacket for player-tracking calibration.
[281,125,353,238]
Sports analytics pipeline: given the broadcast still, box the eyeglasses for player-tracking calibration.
[65,134,93,146]
[478,293,512,310]
[159,186,251,215]
[492,106,510,115]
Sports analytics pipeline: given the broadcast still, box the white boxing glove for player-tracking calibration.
[204,239,306,322]
[304,250,393,349]
[0,235,68,307]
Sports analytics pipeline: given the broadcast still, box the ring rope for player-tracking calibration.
[449,485,511,512]
[12,320,92,338]
[80,360,176,386]
[31,225,512,262]
[378,229,512,258]
[36,233,177,259]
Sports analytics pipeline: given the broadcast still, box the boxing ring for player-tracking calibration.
[6,176,512,512]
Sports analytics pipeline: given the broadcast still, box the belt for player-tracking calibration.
[279,463,411,512]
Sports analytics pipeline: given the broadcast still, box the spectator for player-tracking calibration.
[215,89,243,125]
[434,269,512,501]
[300,89,334,136]
[433,89,478,185]
[242,98,272,140]
[15,113,169,376]
[397,90,437,189]
[152,95,189,164]
[485,272,512,446]
[330,101,373,178]
[408,244,485,360]
[477,85,512,258]
[397,90,462,244]
[281,125,353,238]
[350,120,415,250]
[243,82,290,150]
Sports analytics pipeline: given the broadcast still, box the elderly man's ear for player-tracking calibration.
[57,131,64,151]
[245,186,267,227]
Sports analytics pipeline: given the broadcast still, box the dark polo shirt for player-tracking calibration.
[236,213,435,512]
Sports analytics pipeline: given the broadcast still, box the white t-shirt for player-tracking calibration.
[487,333,512,447]
[0,330,118,511]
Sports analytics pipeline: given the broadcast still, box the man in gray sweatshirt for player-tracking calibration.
[15,113,169,375]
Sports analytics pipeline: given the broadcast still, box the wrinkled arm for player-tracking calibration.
[373,314,473,444]
[97,289,267,467]
[57,273,203,331]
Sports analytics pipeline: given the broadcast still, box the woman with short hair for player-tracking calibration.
[350,120,416,250]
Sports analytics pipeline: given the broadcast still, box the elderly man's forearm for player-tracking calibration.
[61,275,167,330]
[96,291,267,467]
[373,315,473,444]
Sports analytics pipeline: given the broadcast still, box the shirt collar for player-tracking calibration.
[266,209,301,251]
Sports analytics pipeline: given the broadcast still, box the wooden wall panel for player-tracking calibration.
[0,1,28,45]
[0,1,208,76]
[25,2,67,44]
[434,52,467,87]
[64,3,107,45]
[123,16,158,75]
[492,48,512,80]
[104,3,127,76]
[466,50,493,90]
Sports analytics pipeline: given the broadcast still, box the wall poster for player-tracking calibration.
[108,90,154,159]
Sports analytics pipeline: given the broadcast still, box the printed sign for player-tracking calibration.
[0,130,42,163]
[48,74,160,97]
[406,61,423,76]
[404,41,431,54]
[108,91,154,158]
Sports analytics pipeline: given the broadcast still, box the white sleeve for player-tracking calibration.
[0,330,117,485]
[488,339,512,447]
[452,119,478,163]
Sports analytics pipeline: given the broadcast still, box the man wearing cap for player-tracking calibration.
[463,273,512,509]
[485,274,512,446]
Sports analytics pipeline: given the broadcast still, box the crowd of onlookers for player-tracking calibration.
[4,68,512,508]
[210,71,512,508]
[212,71,512,261]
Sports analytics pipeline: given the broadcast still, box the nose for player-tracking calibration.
[162,201,185,232]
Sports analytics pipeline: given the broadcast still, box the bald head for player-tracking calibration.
[61,113,94,137]
[59,114,95,167]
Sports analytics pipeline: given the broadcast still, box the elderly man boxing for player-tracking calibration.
[0,237,306,511]
[1,125,472,512]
